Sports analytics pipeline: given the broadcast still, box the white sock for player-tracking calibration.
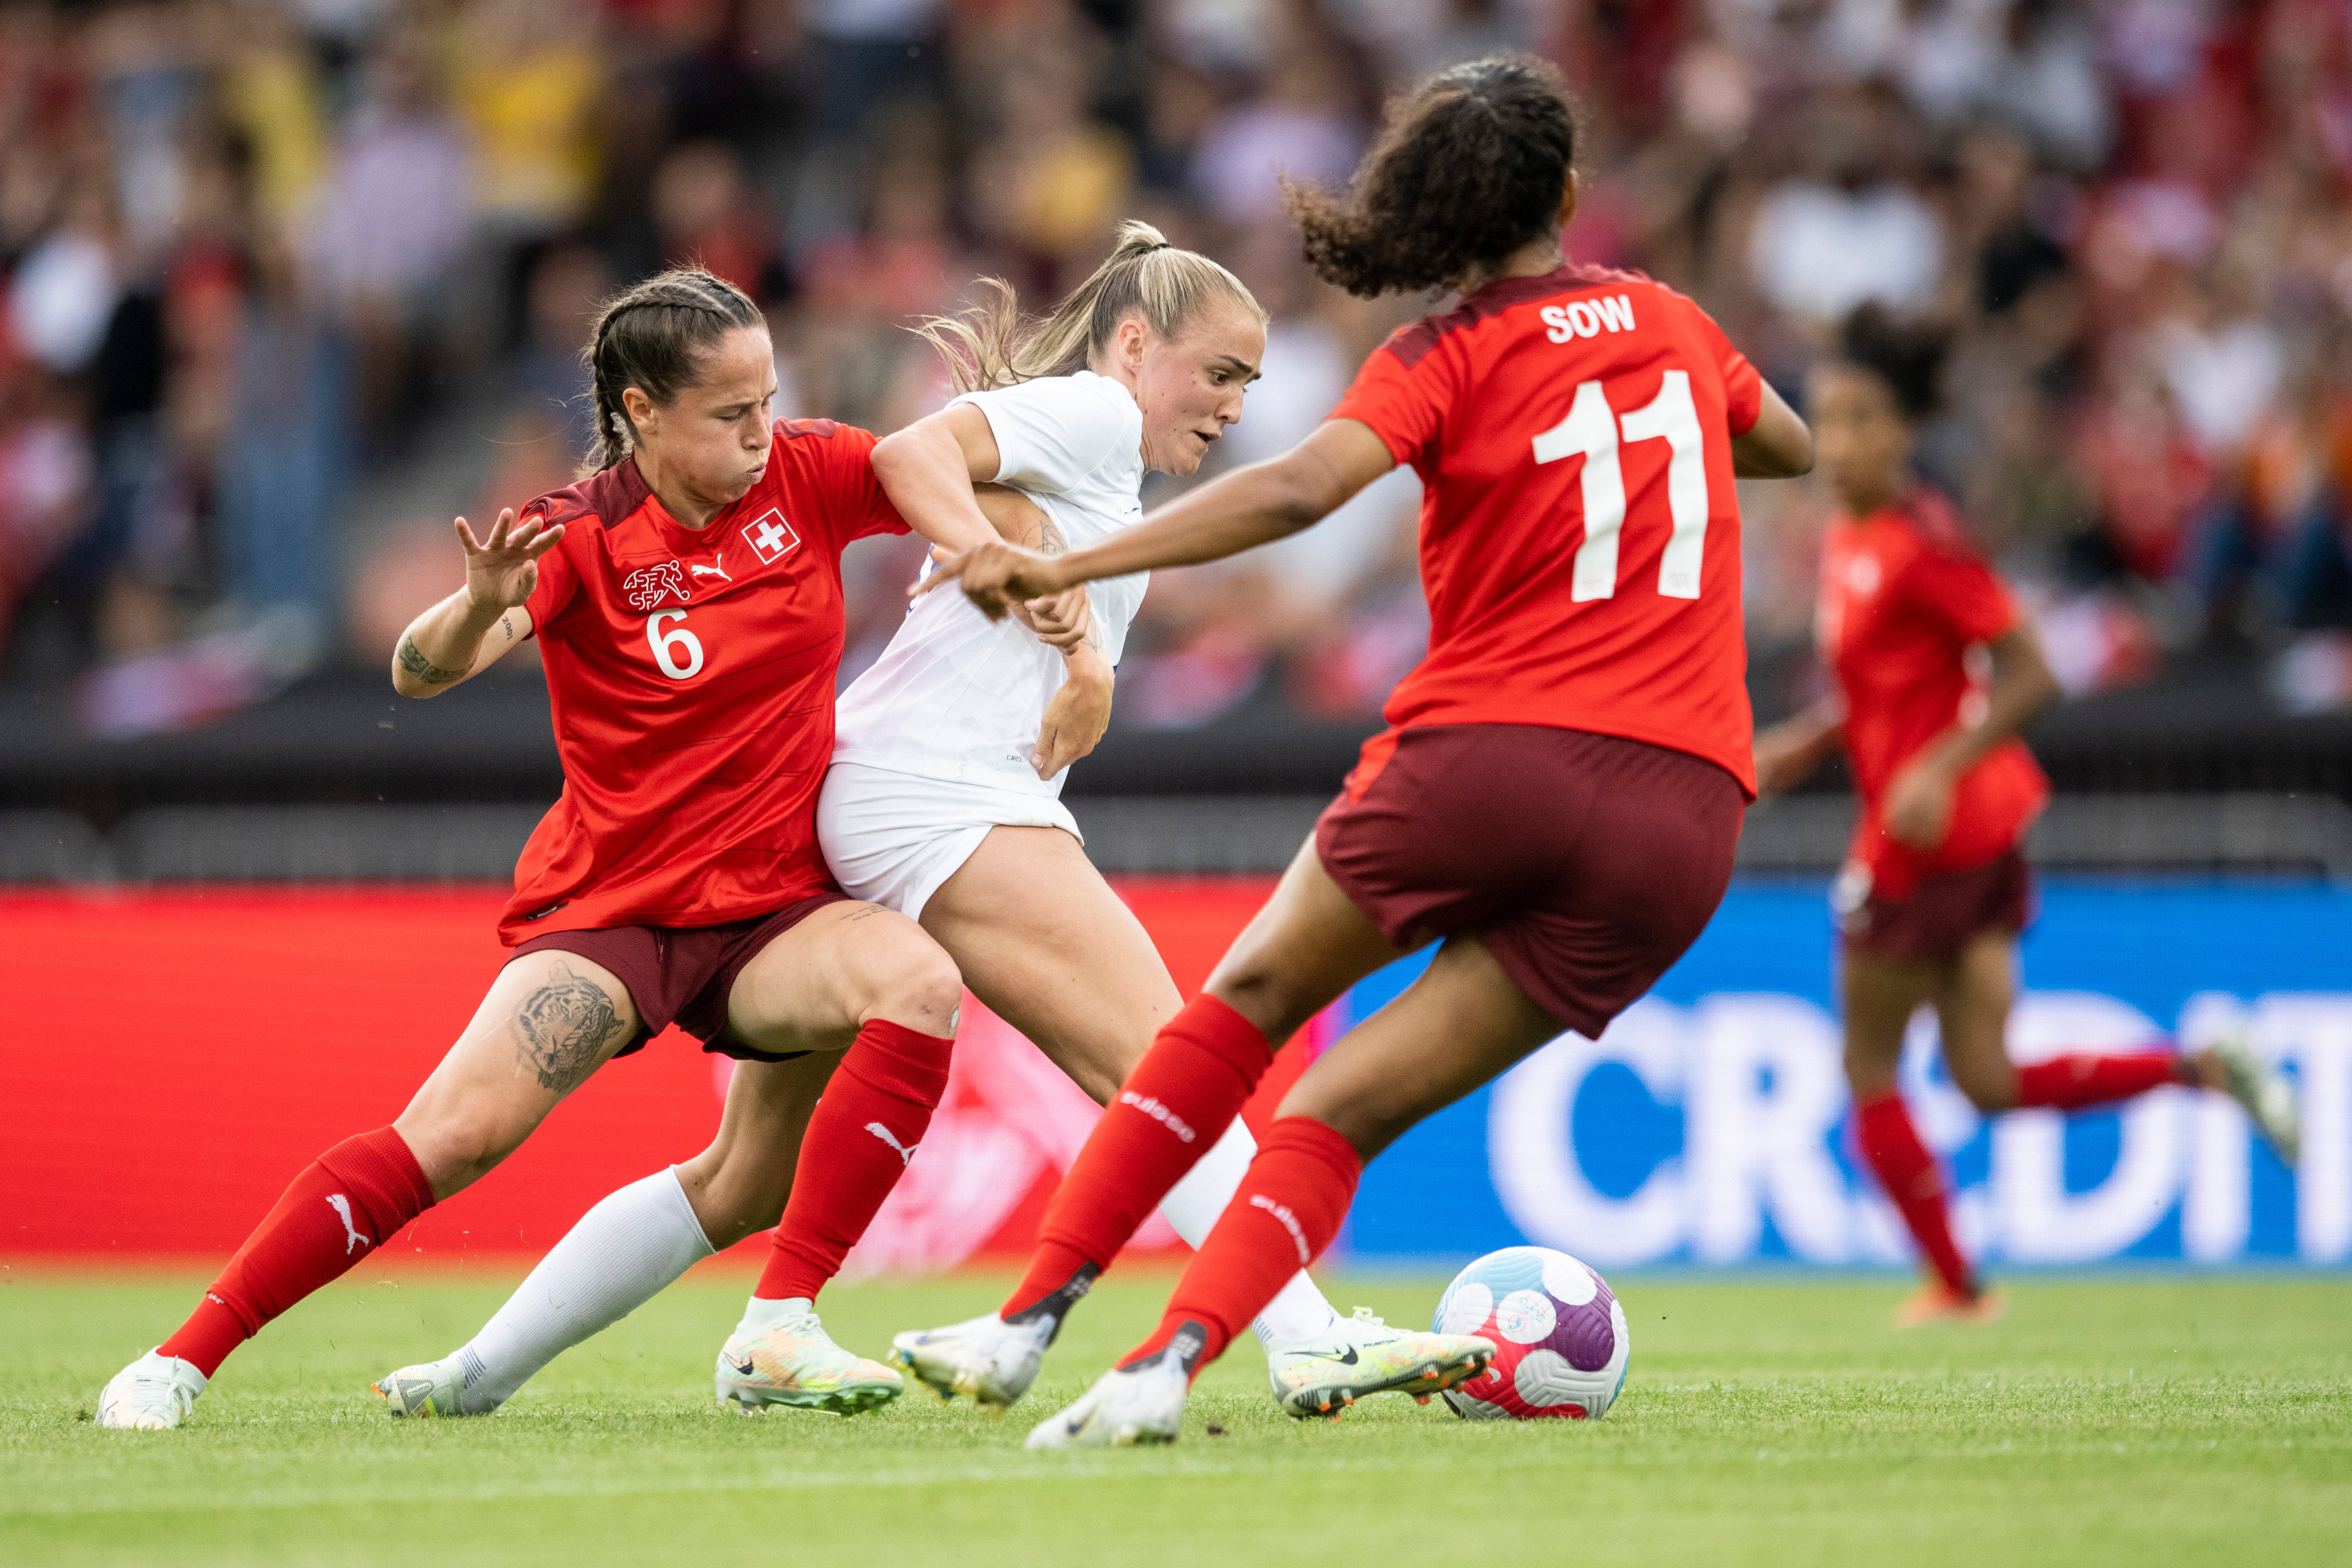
[734,1294,814,1336]
[1155,1117,1340,1349]
[453,1166,714,1413]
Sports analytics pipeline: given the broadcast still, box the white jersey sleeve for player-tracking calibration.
[952,371,1134,497]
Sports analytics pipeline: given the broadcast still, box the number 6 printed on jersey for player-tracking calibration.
[647,610,705,679]
[1532,370,1709,603]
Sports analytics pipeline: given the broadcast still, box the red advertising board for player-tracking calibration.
[0,882,1304,1268]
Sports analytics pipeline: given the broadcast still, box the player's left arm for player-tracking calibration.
[871,403,1007,557]
[391,509,557,698]
[1733,382,1813,478]
[920,418,1394,619]
[1883,619,2060,848]
[1753,698,1846,796]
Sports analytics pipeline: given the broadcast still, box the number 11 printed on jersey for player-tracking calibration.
[1531,369,1710,604]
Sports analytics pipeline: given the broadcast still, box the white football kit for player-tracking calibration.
[823,369,1148,920]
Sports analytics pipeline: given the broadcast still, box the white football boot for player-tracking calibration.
[98,1350,207,1430]
[1264,1306,1499,1418]
[1025,1341,1193,1450]
[372,1355,477,1418]
[2208,1033,2302,1166]
[715,1301,902,1416]
[891,1311,1055,1411]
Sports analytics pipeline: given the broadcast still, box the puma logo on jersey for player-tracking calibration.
[623,560,691,610]
[1542,295,1636,343]
[689,552,732,583]
[325,1193,371,1255]
[865,1121,918,1166]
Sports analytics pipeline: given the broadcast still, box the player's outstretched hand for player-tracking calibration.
[914,540,1067,620]
[459,508,564,614]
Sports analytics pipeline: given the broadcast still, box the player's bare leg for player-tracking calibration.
[718,900,962,1414]
[898,836,1403,1411]
[1840,947,1995,1324]
[394,951,647,1196]
[376,1049,837,1417]
[1031,933,1539,1448]
[900,827,1353,1412]
[107,951,642,1428]
[1932,930,2298,1160]
[919,826,1182,1104]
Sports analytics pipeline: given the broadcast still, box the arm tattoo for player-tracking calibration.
[397,633,468,686]
[512,961,625,1091]
[1033,516,1104,654]
[499,613,516,643]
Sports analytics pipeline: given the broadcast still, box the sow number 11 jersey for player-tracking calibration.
[1331,263,1765,795]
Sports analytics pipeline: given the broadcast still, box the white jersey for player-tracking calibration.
[833,369,1148,797]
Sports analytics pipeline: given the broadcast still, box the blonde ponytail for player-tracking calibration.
[912,220,1265,394]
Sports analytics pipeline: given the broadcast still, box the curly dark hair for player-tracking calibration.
[1834,302,1950,423]
[1283,54,1580,298]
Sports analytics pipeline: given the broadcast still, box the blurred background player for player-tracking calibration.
[373,227,1381,1423]
[894,54,1817,1447]
[1751,306,2302,1327]
[99,269,994,1429]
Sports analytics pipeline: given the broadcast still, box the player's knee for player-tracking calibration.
[1841,1042,1900,1100]
[867,940,964,1037]
[396,1096,527,1196]
[1952,1062,2018,1114]
[1203,963,1311,1044]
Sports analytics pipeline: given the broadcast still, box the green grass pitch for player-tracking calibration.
[3,1267,2347,1567]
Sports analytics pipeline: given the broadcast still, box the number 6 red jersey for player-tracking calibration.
[499,419,908,943]
[1330,263,1764,794]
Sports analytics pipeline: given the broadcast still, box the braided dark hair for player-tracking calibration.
[1285,54,1580,298]
[582,267,765,473]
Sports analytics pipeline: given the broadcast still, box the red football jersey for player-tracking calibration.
[1817,487,2049,900]
[1330,263,1765,794]
[498,419,907,943]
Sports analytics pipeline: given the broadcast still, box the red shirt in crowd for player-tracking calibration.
[1817,486,2050,901]
[1330,262,1765,794]
[500,419,907,943]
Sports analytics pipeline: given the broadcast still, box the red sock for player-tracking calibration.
[1122,1116,1361,1377]
[158,1127,434,1377]
[1004,994,1273,1319]
[755,1019,954,1303]
[2012,1051,2187,1111]
[1854,1093,1974,1299]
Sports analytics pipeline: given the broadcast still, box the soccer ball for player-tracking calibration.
[1430,1246,1629,1420]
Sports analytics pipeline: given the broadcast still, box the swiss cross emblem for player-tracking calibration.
[741,507,800,565]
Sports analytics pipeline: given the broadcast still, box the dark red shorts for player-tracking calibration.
[1836,849,2034,962]
[507,890,848,1061]
[1316,725,1745,1036]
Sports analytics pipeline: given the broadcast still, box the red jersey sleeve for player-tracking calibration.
[1329,334,1457,471]
[1689,302,1763,436]
[1898,535,2022,646]
[520,505,582,634]
[776,419,909,549]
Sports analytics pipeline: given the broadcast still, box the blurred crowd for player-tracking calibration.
[4,0,2352,739]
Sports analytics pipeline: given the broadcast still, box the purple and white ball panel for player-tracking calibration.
[1431,1246,1630,1420]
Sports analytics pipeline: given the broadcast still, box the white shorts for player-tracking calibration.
[816,761,1084,924]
